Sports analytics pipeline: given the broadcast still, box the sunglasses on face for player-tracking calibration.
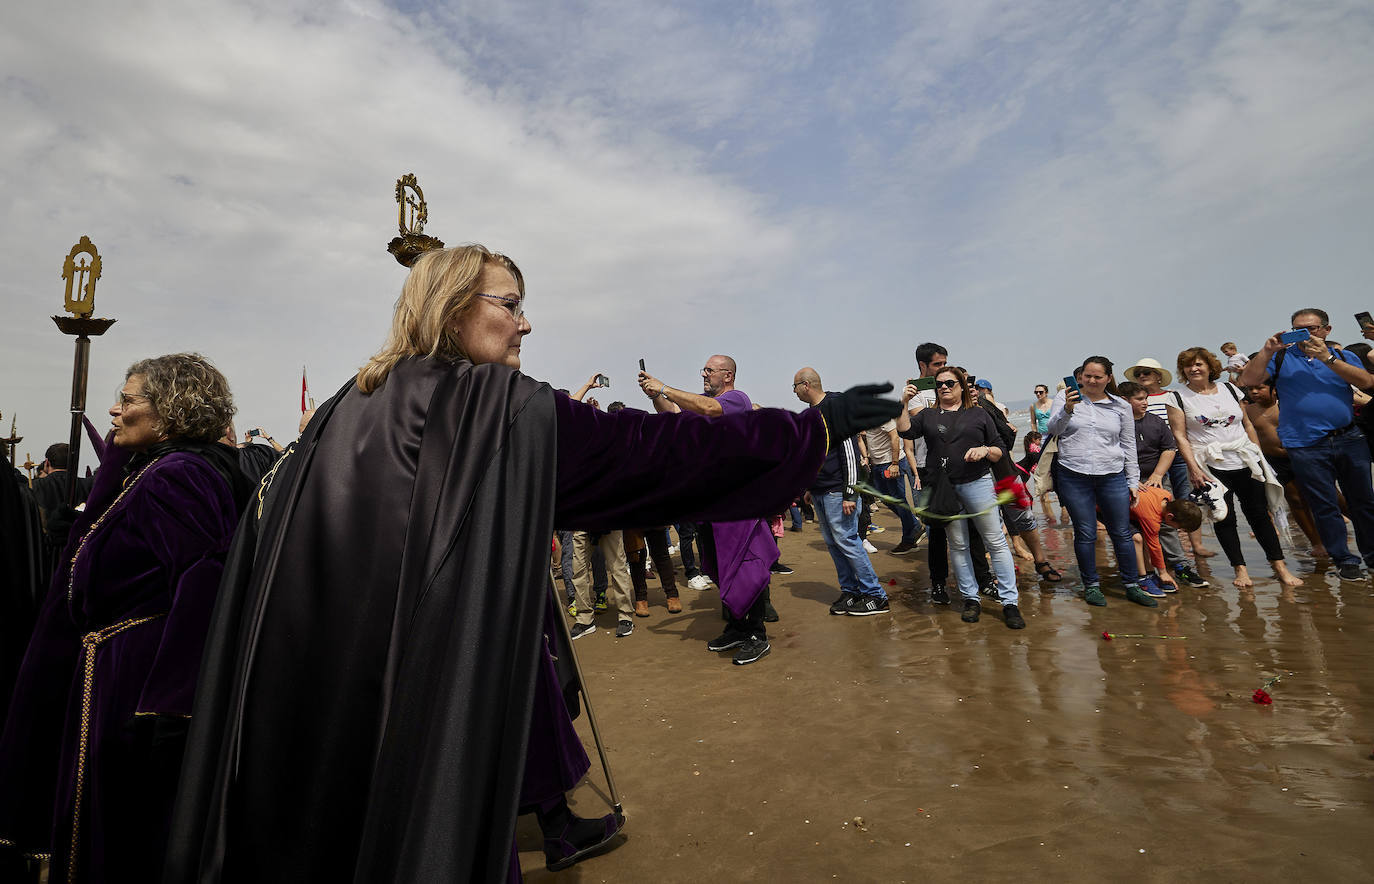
[935,379,960,390]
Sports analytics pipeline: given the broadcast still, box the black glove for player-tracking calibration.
[815,383,900,450]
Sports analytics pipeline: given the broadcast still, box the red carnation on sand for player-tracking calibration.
[1102,632,1112,641]
[888,579,897,586]
[1251,675,1283,705]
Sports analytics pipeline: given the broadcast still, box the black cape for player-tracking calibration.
[164,358,557,883]
[0,472,44,724]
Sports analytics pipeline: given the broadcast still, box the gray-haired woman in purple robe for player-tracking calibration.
[0,353,245,883]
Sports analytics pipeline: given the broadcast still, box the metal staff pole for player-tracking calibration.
[546,576,625,821]
[52,236,115,504]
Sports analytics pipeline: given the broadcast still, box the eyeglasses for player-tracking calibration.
[702,367,731,375]
[476,293,525,321]
[791,380,807,389]
[116,391,149,408]
[935,379,959,390]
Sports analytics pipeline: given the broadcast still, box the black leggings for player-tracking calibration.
[1211,466,1285,566]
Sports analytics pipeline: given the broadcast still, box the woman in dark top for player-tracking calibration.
[898,367,1023,629]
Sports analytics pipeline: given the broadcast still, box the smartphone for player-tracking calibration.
[1356,311,1373,328]
[967,375,977,386]
[638,359,646,372]
[595,374,610,388]
[912,377,936,391]
[246,428,262,438]
[1063,375,1081,395]
[1279,328,1311,346]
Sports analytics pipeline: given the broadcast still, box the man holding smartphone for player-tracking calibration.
[1240,308,1374,580]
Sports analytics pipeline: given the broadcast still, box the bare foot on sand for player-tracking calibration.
[1273,561,1303,587]
[1232,565,1253,588]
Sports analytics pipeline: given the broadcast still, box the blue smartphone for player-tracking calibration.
[1063,375,1080,394]
[1280,328,1311,346]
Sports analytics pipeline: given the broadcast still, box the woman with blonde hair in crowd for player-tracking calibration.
[1167,347,1301,589]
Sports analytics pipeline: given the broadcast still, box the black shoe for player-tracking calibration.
[763,601,780,623]
[732,636,771,665]
[770,561,794,575]
[570,622,596,641]
[978,581,999,598]
[615,619,634,637]
[544,811,623,872]
[931,584,950,605]
[706,631,747,652]
[845,595,890,616]
[1174,564,1209,588]
[830,592,856,615]
[961,599,982,623]
[890,539,916,554]
[1338,562,1367,581]
[788,524,802,532]
[1002,604,1025,629]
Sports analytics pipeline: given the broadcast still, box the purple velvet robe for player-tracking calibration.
[0,444,239,882]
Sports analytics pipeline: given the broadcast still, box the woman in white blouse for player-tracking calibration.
[1046,356,1156,608]
[1167,347,1301,589]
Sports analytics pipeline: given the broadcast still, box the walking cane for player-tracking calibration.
[546,576,625,822]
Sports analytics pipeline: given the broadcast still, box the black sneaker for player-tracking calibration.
[845,595,890,616]
[830,592,856,615]
[931,584,950,605]
[1338,562,1367,581]
[732,636,771,665]
[1174,564,1209,588]
[594,591,608,612]
[770,561,794,575]
[570,623,596,641]
[978,581,999,598]
[1002,604,1025,629]
[763,601,780,623]
[961,599,982,623]
[706,631,747,652]
[615,619,634,637]
[890,539,916,554]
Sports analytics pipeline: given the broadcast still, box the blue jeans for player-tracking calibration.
[946,475,1018,605]
[870,464,919,542]
[1056,467,1139,586]
[813,490,885,598]
[1287,426,1374,567]
[789,504,803,531]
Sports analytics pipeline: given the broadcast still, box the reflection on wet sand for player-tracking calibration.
[521,511,1373,881]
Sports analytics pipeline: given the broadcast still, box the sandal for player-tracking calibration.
[1035,561,1063,582]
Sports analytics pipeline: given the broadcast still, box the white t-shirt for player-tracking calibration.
[862,419,897,466]
[1174,383,1247,470]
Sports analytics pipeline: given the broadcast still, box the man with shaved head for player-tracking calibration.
[638,355,777,664]
[793,367,889,616]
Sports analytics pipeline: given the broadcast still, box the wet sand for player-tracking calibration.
[520,511,1374,882]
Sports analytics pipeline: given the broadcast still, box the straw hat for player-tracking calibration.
[1125,357,1173,387]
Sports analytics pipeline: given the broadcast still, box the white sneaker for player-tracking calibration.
[862,539,878,554]
[687,574,713,591]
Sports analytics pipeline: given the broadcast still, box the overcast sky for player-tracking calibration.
[3,0,1373,467]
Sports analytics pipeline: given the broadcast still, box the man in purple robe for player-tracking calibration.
[637,355,779,666]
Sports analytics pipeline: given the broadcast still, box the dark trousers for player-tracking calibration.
[676,521,703,579]
[1287,426,1374,567]
[870,464,920,542]
[919,467,991,587]
[1210,466,1285,566]
[631,527,680,601]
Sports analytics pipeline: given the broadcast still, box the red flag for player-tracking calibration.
[301,365,309,414]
